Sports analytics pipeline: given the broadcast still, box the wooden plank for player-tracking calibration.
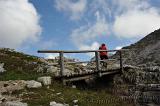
[63,70,120,82]
[37,49,128,53]
[64,75,97,82]
[59,52,64,77]
[101,70,120,76]
[95,51,101,77]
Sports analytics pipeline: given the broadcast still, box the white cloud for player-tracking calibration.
[113,8,160,38]
[39,40,57,49]
[55,0,87,20]
[115,46,123,50]
[78,41,100,57]
[0,0,41,48]
[79,42,100,50]
[55,0,160,50]
[45,53,59,59]
[71,11,108,50]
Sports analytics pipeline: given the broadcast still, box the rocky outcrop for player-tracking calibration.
[113,65,160,106]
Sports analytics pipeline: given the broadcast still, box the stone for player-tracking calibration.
[56,92,61,95]
[36,66,44,73]
[37,76,52,85]
[0,63,6,73]
[4,101,27,106]
[50,101,68,106]
[47,66,58,74]
[73,100,78,104]
[72,85,76,89]
[26,80,42,88]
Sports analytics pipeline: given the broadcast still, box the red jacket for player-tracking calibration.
[99,45,108,56]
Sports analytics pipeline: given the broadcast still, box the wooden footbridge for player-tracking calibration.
[38,50,124,85]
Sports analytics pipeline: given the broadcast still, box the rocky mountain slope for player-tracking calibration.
[112,29,160,106]
[119,28,160,66]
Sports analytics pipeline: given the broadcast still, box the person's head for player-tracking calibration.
[102,43,105,46]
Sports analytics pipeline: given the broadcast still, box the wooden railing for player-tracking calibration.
[37,50,124,77]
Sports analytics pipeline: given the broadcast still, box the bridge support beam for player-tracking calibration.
[59,52,66,85]
[95,51,101,77]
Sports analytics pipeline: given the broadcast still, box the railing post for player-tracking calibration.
[59,52,66,85]
[95,51,101,77]
[119,51,123,72]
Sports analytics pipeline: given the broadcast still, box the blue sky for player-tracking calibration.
[0,0,160,60]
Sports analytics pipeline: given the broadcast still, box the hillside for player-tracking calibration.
[120,28,160,66]
[0,48,132,106]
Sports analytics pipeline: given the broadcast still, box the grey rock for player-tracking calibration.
[37,76,52,85]
[50,101,69,106]
[26,80,42,88]
[73,100,78,104]
[47,66,59,74]
[0,63,6,73]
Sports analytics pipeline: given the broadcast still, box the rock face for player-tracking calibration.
[112,29,160,106]
[37,76,51,85]
[114,28,160,66]
[0,63,6,73]
[26,80,42,88]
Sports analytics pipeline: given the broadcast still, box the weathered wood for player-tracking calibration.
[59,52,65,85]
[64,75,95,82]
[38,49,128,53]
[63,70,120,82]
[95,51,101,77]
[101,70,120,76]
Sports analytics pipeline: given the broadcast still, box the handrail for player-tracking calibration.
[37,49,128,53]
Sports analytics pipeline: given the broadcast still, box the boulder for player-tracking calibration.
[73,100,78,104]
[3,101,27,106]
[0,63,6,73]
[37,76,52,85]
[50,101,68,106]
[26,80,42,88]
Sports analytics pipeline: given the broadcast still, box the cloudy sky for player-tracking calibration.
[0,0,160,60]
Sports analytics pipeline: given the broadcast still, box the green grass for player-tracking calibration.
[0,70,48,81]
[18,81,134,106]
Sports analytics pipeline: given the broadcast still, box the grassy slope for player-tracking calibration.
[0,48,134,106]
[0,48,47,80]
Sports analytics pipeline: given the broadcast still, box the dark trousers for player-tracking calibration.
[100,55,108,60]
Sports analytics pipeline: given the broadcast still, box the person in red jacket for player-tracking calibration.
[99,43,108,60]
